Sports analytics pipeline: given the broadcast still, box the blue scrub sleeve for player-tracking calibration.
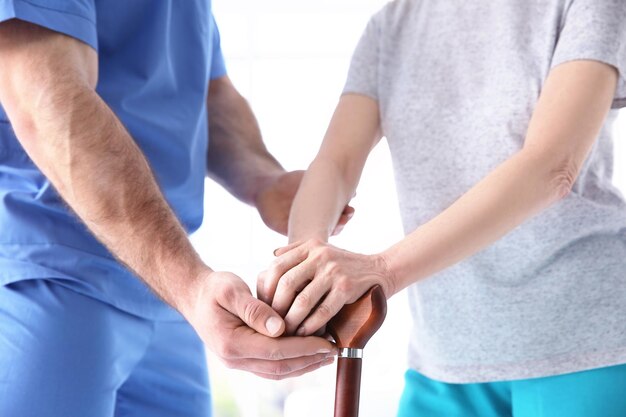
[0,0,97,50]
[209,14,227,80]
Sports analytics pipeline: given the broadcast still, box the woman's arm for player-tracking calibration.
[256,94,381,306]
[287,94,382,243]
[383,60,618,290]
[259,60,619,336]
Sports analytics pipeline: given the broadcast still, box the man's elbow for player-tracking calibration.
[0,76,38,146]
[1,77,58,149]
[0,19,98,133]
[4,108,38,145]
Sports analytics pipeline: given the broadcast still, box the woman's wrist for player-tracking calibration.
[379,239,419,296]
[375,250,400,298]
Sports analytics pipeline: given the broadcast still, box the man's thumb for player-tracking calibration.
[237,294,285,337]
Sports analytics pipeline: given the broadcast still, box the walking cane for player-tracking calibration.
[327,285,387,417]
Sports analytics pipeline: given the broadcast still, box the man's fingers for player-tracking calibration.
[296,291,346,337]
[229,330,336,360]
[251,357,335,380]
[331,224,345,236]
[283,278,328,335]
[223,352,331,377]
[232,292,286,337]
[256,276,270,305]
[331,206,354,236]
[271,261,315,317]
[340,205,355,221]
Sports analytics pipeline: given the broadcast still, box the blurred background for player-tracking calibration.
[192,1,626,416]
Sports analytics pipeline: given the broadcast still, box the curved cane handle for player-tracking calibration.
[327,285,387,349]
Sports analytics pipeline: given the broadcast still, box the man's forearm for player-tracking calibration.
[207,76,284,205]
[2,73,206,311]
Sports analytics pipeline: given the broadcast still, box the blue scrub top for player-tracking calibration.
[0,0,226,319]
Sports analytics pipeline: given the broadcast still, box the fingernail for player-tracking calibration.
[266,317,282,336]
[273,248,279,256]
[317,348,331,354]
[296,326,306,336]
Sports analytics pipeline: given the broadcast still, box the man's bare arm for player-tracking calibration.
[0,20,203,309]
[0,20,335,378]
[207,76,284,205]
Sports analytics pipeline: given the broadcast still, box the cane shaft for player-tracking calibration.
[329,286,386,417]
[334,357,362,417]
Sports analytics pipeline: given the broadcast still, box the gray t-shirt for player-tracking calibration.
[344,0,626,383]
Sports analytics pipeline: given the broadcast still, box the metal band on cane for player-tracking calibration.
[338,348,363,359]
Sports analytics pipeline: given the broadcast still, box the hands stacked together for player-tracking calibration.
[182,239,393,380]
[178,171,395,380]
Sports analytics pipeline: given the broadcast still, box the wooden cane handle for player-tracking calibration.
[327,285,387,349]
[328,286,387,417]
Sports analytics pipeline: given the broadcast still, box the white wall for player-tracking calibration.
[194,2,626,416]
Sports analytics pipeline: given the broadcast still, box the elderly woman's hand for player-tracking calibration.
[257,239,396,336]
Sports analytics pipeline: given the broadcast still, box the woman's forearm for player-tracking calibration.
[288,157,355,243]
[288,94,382,243]
[381,148,567,294]
[381,61,618,295]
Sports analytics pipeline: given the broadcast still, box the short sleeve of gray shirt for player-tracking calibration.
[552,0,626,108]
[342,0,626,383]
[345,0,626,108]
[343,17,381,101]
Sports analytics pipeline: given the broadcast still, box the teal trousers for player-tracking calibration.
[397,364,626,417]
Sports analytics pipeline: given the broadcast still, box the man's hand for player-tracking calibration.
[182,270,337,380]
[257,239,396,337]
[255,170,355,236]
